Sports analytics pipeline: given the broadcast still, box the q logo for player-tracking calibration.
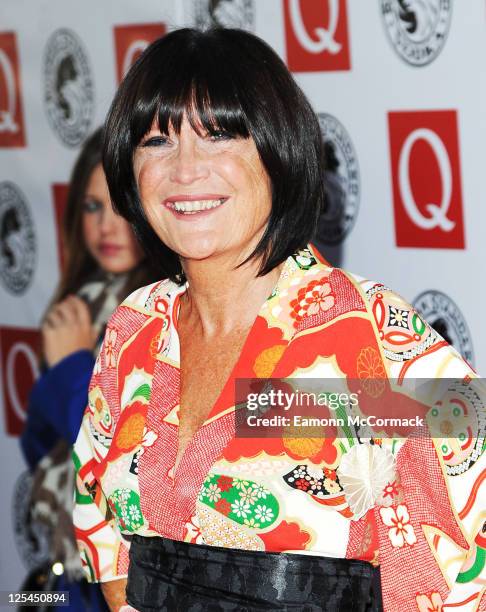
[399,128,454,231]
[283,0,351,72]
[0,327,41,436]
[388,110,465,249]
[0,32,26,147]
[114,23,166,84]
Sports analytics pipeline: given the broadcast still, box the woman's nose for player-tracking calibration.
[99,206,117,233]
[169,138,209,185]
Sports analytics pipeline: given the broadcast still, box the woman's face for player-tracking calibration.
[132,116,272,264]
[82,164,144,274]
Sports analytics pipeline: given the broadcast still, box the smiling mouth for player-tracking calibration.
[165,198,227,215]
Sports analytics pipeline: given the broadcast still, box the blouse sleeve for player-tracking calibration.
[366,285,485,611]
[72,336,130,583]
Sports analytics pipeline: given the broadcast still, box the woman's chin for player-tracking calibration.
[171,231,237,261]
[180,250,220,263]
[176,242,221,262]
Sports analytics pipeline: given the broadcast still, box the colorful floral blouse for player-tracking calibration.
[73,246,485,612]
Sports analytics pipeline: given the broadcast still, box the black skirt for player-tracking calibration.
[126,535,383,612]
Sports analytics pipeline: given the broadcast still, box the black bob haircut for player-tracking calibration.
[103,27,325,284]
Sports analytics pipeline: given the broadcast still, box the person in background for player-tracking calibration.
[20,128,160,611]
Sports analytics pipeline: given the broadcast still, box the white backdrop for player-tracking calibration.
[1,0,485,592]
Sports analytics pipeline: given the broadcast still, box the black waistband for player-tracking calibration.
[126,535,383,612]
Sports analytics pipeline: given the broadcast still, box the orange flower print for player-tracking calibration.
[415,592,443,612]
[379,504,417,548]
[116,413,145,450]
[290,277,335,326]
[104,327,118,368]
[282,434,339,467]
[253,345,286,378]
[111,401,149,456]
[356,347,386,398]
[95,399,156,480]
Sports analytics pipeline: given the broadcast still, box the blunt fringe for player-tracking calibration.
[103,27,325,283]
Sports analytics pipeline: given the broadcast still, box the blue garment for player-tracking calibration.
[21,350,108,612]
[21,350,94,469]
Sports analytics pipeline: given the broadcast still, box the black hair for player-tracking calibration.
[103,27,325,284]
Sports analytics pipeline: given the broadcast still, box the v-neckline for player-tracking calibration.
[169,259,290,476]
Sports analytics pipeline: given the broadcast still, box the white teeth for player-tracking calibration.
[168,199,225,213]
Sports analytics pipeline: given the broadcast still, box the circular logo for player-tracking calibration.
[381,0,452,66]
[0,181,36,295]
[43,28,94,147]
[413,289,474,366]
[193,0,255,30]
[316,113,360,245]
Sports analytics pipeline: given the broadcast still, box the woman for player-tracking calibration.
[20,128,159,611]
[73,29,485,611]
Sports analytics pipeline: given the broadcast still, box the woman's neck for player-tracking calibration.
[179,256,283,338]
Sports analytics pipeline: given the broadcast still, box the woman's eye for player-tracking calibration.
[141,136,170,147]
[208,130,233,142]
[82,199,102,213]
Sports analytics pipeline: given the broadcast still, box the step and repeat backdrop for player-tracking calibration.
[1,0,485,592]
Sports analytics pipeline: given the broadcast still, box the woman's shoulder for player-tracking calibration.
[340,269,401,303]
[337,267,473,376]
[98,277,182,349]
[107,277,184,319]
[327,264,413,313]
[336,266,437,341]
[120,277,179,310]
[305,247,407,304]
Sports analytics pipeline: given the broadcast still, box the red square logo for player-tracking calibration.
[0,31,26,147]
[0,327,41,436]
[388,110,465,249]
[114,23,166,83]
[283,0,351,72]
[52,183,69,271]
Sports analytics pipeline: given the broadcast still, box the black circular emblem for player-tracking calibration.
[381,0,452,66]
[413,289,474,366]
[0,181,36,295]
[316,113,360,245]
[193,0,255,30]
[43,28,94,147]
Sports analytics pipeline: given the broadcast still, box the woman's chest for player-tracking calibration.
[177,331,250,460]
[103,307,384,559]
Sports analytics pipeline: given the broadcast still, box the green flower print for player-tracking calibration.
[199,474,278,529]
[109,488,145,532]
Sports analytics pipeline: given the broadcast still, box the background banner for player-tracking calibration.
[1,0,485,591]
